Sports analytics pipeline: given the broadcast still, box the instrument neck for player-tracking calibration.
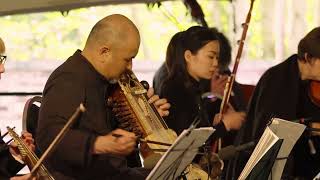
[218,0,255,118]
[6,127,55,180]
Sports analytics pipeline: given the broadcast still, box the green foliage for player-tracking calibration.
[0,0,318,62]
[0,1,201,62]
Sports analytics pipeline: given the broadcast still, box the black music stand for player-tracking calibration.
[238,118,306,180]
[146,127,214,180]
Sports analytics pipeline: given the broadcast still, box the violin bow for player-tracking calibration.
[30,104,86,176]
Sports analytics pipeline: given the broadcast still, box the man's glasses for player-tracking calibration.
[0,55,7,65]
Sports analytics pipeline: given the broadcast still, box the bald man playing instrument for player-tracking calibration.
[37,14,170,180]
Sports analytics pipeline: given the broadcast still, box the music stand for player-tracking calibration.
[238,118,306,180]
[146,127,215,180]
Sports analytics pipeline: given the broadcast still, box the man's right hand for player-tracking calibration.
[93,129,137,156]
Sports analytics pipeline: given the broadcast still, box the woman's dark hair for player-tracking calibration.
[298,26,320,61]
[210,28,232,71]
[164,26,219,88]
[164,31,185,78]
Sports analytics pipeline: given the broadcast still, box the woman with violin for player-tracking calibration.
[233,27,320,179]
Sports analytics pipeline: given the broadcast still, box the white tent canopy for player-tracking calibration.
[0,0,170,16]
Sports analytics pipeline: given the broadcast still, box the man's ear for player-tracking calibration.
[304,53,315,64]
[299,53,308,64]
[99,45,111,62]
[184,50,193,63]
[304,53,308,61]
[100,46,110,55]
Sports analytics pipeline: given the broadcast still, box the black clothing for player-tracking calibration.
[0,138,24,180]
[159,75,227,138]
[154,63,247,179]
[153,63,246,112]
[293,79,320,179]
[37,50,149,180]
[229,54,320,179]
[159,75,241,180]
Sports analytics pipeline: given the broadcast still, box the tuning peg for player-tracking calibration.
[241,22,248,28]
[140,80,149,90]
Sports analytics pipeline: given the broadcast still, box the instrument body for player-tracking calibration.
[109,70,210,179]
[6,127,55,180]
[307,80,320,136]
[309,80,320,107]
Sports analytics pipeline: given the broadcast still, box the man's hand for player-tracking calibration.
[9,132,35,162]
[211,73,228,99]
[93,129,137,156]
[147,87,170,117]
[10,173,36,180]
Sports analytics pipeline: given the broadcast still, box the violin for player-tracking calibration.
[309,80,320,107]
[308,80,320,136]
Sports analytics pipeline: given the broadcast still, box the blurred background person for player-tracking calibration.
[0,37,36,180]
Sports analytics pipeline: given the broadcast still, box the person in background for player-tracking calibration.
[0,37,36,180]
[159,26,245,140]
[231,27,320,179]
[158,26,246,178]
[153,28,246,112]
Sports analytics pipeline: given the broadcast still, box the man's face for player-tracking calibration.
[101,35,140,80]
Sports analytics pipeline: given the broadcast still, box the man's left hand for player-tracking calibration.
[147,87,170,117]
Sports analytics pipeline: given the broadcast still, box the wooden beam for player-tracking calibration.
[0,0,173,16]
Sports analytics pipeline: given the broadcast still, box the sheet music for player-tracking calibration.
[238,126,279,180]
[314,171,320,180]
[268,118,306,180]
[238,118,306,180]
[146,127,215,180]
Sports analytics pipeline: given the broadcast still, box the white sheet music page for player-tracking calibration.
[268,118,306,180]
[238,126,279,180]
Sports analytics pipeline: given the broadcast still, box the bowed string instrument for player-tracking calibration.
[309,80,320,107]
[214,0,256,152]
[306,80,320,139]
